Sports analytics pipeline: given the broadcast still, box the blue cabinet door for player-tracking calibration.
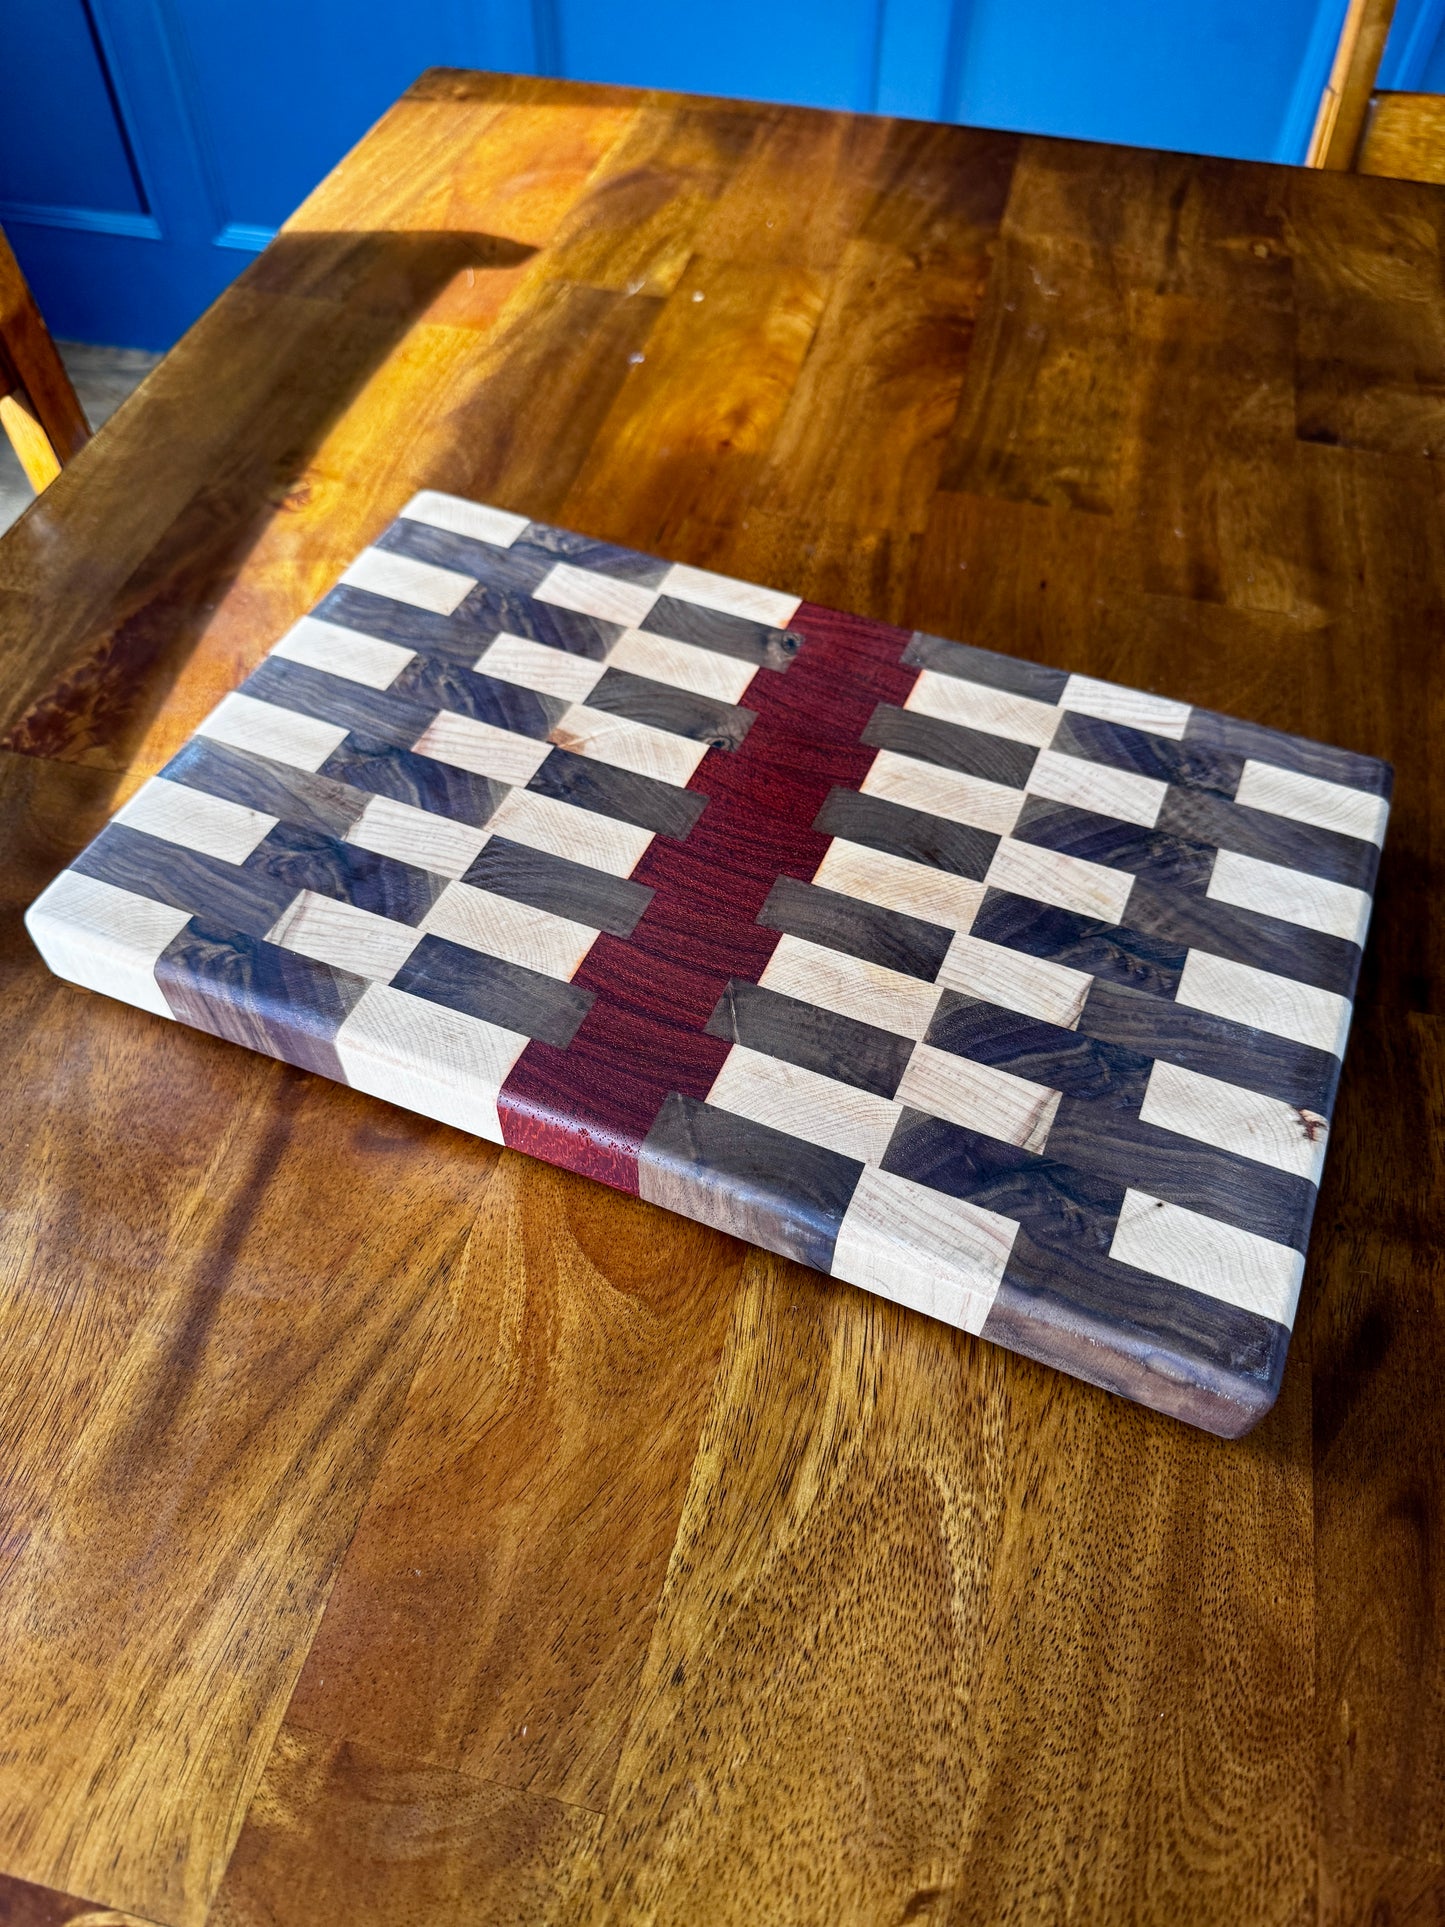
[0,0,550,345]
[4,0,1442,350]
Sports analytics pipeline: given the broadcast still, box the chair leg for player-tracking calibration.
[0,387,65,491]
[0,225,90,491]
[1308,0,1398,168]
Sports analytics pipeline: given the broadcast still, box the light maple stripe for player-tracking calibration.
[903,669,1060,748]
[267,891,420,984]
[606,626,760,704]
[475,633,604,704]
[760,935,942,1041]
[986,836,1135,925]
[485,789,654,878]
[832,1167,1018,1336]
[196,692,350,772]
[344,796,492,880]
[1175,949,1351,1058]
[1109,1189,1305,1327]
[1139,1059,1328,1184]
[1208,848,1372,945]
[896,1043,1061,1153]
[400,490,529,547]
[1233,759,1389,847]
[936,932,1092,1029]
[341,547,476,615]
[1025,748,1166,828]
[412,713,553,787]
[861,749,1025,836]
[336,982,528,1143]
[707,1045,902,1165]
[534,561,658,628]
[660,560,800,628]
[113,777,277,865]
[1060,673,1191,739]
[548,705,707,786]
[423,881,599,980]
[812,838,984,931]
[271,616,414,690]
[25,871,192,1021]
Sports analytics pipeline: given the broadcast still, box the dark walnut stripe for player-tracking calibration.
[457,583,620,658]
[930,978,1339,1115]
[973,890,1187,1001]
[526,747,707,840]
[391,934,593,1048]
[1014,788,1379,902]
[1158,786,1379,892]
[161,736,371,842]
[463,836,654,938]
[640,595,798,670]
[1183,704,1394,797]
[242,655,435,750]
[514,521,670,584]
[155,916,367,1083]
[707,978,915,1100]
[901,630,1069,703]
[72,822,296,937]
[814,784,998,879]
[312,585,516,667]
[1044,1097,1317,1252]
[319,736,506,826]
[243,650,566,748]
[976,888,1355,1064]
[862,701,1038,789]
[638,1092,862,1275]
[391,654,565,741]
[583,667,757,751]
[1123,876,1359,998]
[757,873,952,982]
[983,1253,1291,1440]
[926,991,1153,1104]
[379,515,552,594]
[247,821,444,926]
[1011,794,1219,896]
[1049,710,1245,798]
[1078,977,1340,1114]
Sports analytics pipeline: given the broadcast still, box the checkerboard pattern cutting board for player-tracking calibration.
[27,492,1391,1436]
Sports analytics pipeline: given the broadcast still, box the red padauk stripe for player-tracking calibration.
[497,603,920,1191]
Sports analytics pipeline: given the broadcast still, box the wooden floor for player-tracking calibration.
[0,70,1440,1926]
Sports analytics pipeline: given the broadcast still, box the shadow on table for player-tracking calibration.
[0,227,537,775]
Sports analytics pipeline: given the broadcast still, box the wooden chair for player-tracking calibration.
[1304,0,1445,183]
[1356,88,1445,181]
[0,225,90,495]
[1308,0,1398,167]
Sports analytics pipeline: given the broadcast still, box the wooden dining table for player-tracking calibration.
[0,68,1440,1927]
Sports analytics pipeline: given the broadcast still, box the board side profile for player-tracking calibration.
[26,490,1392,1436]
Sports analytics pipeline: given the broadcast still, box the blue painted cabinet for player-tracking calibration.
[3,0,1443,348]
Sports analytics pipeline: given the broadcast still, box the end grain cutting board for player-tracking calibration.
[26,492,1391,1436]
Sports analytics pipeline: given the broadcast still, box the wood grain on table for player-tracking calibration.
[0,69,1440,1927]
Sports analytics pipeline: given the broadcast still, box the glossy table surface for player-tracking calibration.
[0,69,1440,1927]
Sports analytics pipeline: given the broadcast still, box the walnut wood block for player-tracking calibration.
[0,68,1440,1926]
